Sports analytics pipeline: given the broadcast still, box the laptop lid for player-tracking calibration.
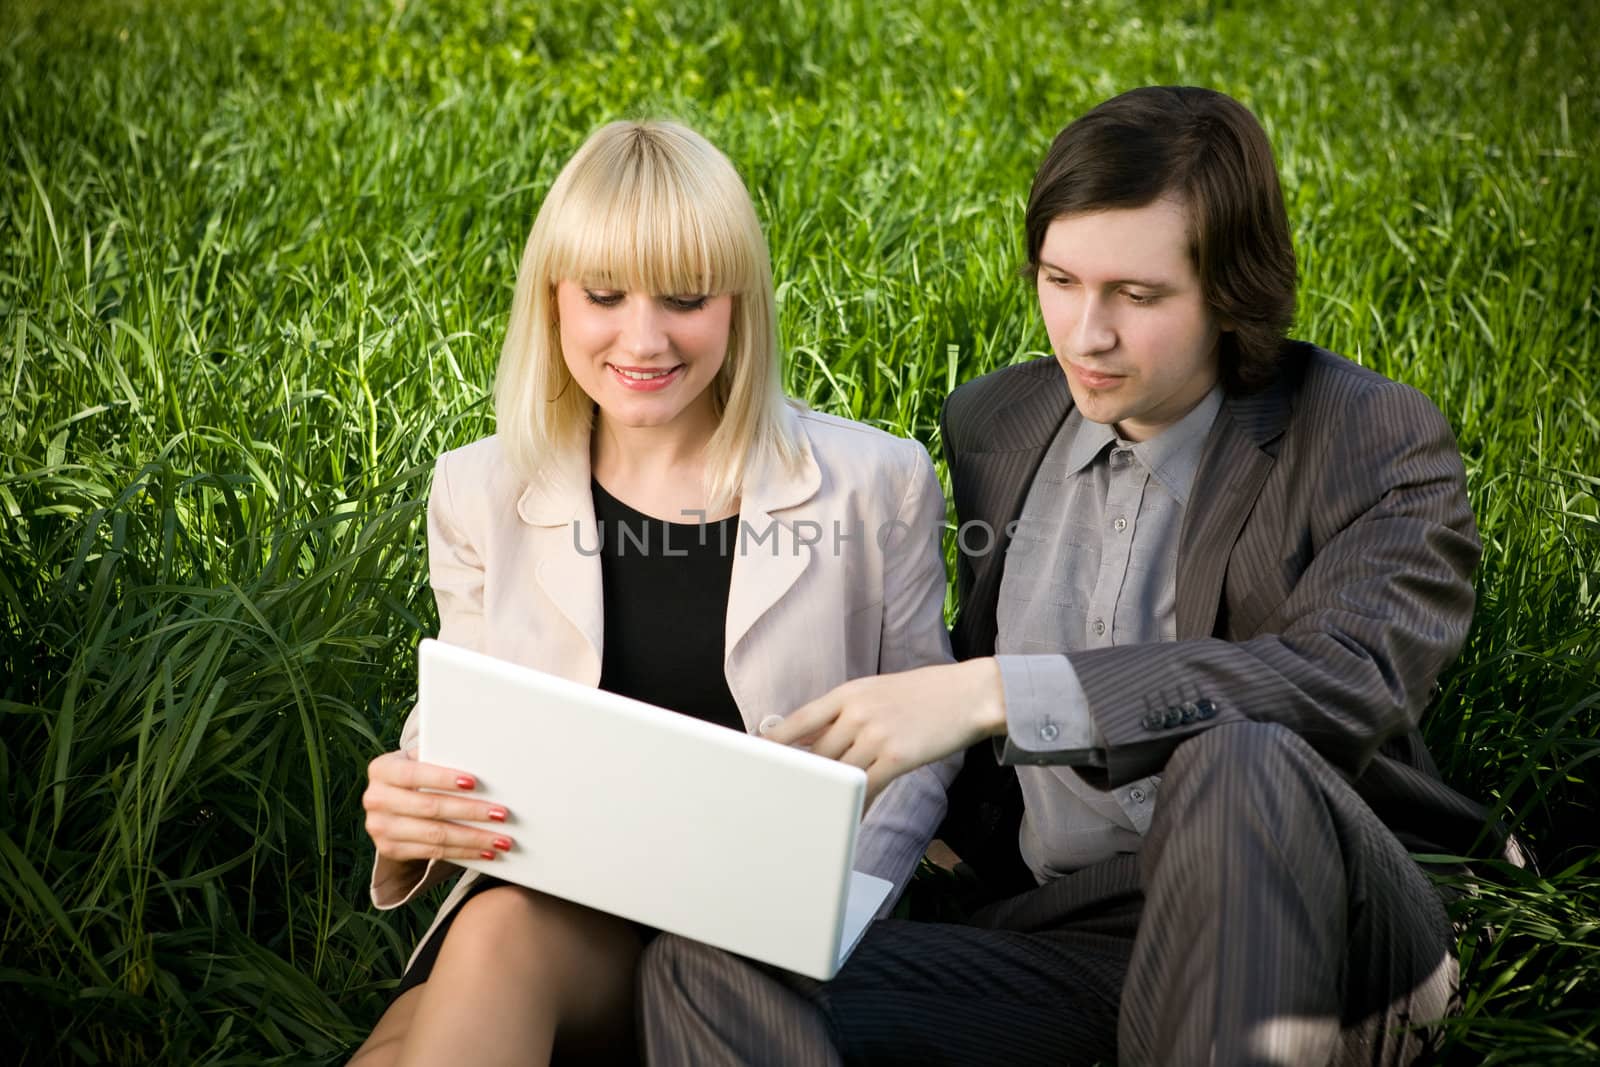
[416,639,882,980]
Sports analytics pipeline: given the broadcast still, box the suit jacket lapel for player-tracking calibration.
[516,442,604,681]
[1175,376,1293,640]
[725,412,822,659]
[950,363,1074,657]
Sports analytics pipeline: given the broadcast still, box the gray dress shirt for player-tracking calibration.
[993,386,1223,883]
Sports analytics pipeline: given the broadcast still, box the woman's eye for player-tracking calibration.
[663,295,709,312]
[583,290,623,307]
[1045,275,1074,288]
[1124,291,1157,305]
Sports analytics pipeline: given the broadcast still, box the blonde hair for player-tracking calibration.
[494,119,803,509]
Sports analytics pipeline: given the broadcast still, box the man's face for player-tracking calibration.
[1035,198,1225,442]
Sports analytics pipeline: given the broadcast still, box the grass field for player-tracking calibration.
[1,0,1596,1062]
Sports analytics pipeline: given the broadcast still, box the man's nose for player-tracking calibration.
[619,298,670,358]
[1075,295,1116,354]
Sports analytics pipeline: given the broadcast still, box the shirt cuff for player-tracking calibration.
[994,654,1106,767]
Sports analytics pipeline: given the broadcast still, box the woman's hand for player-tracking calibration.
[363,749,514,863]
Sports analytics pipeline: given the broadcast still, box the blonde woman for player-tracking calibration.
[349,120,958,1065]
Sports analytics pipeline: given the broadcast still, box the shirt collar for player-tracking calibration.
[1063,410,1117,475]
[1130,385,1224,504]
[1062,384,1224,505]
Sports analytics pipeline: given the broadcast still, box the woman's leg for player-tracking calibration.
[350,885,644,1067]
[347,985,425,1067]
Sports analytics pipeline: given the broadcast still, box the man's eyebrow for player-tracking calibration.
[1037,260,1174,289]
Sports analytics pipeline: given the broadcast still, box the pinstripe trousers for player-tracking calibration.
[638,722,1459,1066]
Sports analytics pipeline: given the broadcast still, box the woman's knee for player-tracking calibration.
[444,884,546,950]
[436,885,643,1029]
[440,884,610,978]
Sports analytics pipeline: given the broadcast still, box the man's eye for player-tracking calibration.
[584,290,623,307]
[663,295,709,311]
[1124,291,1157,305]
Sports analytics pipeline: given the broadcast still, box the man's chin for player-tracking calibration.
[1066,388,1125,427]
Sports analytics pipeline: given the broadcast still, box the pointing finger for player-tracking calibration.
[764,693,840,746]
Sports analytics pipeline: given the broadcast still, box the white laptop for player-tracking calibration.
[416,638,893,981]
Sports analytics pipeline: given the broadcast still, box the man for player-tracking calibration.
[638,86,1512,1065]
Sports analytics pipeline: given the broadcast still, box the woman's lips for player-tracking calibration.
[608,364,685,392]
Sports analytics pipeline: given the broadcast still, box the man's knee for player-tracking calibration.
[1172,718,1311,766]
[638,935,841,1067]
[638,933,694,999]
[1152,721,1336,848]
[1164,720,1318,792]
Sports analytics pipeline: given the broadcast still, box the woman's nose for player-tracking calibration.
[619,298,669,358]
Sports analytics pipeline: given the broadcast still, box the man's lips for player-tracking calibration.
[1068,363,1124,389]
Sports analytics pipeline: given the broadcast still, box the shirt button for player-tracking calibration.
[1113,516,1127,532]
[1129,787,1147,803]
[1092,619,1106,636]
[1040,723,1060,743]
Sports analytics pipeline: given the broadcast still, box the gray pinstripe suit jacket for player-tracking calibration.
[937,342,1512,891]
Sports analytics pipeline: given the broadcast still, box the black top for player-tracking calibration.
[591,478,744,734]
[391,479,741,997]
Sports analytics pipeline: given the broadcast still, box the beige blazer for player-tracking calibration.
[371,406,960,968]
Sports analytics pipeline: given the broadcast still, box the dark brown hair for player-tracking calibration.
[1025,86,1296,392]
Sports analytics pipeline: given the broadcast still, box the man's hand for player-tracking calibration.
[763,659,1008,802]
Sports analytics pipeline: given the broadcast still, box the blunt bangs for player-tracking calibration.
[493,119,803,508]
[542,127,763,299]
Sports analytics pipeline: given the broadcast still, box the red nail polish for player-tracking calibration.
[487,807,508,822]
[493,836,512,852]
[479,849,496,860]
[456,775,476,790]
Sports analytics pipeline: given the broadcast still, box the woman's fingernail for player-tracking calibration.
[759,715,783,735]
[455,775,476,790]
[479,849,496,860]
[493,837,512,852]
[487,807,508,822]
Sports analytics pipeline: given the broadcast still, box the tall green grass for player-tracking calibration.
[1,0,1595,1061]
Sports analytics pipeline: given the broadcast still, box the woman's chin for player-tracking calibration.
[600,408,681,429]
[594,383,718,432]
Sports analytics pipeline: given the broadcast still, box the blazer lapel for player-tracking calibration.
[952,363,1073,656]
[517,443,604,682]
[725,412,823,661]
[1175,377,1293,640]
